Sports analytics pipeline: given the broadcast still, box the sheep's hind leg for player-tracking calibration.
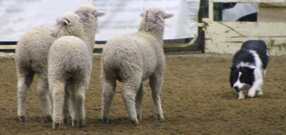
[135,83,143,120]
[63,80,74,125]
[17,72,34,122]
[122,79,141,125]
[149,74,164,120]
[71,82,86,128]
[52,81,65,129]
[101,77,116,123]
[37,74,52,121]
[63,89,72,124]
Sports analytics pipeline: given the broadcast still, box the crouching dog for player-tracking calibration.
[230,40,269,99]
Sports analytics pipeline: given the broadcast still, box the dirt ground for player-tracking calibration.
[0,53,285,135]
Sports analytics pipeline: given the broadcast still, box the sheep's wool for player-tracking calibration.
[101,7,172,125]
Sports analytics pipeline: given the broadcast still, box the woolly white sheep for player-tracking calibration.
[48,11,104,129]
[101,7,173,125]
[15,4,104,122]
[15,14,68,122]
[48,38,91,129]
[75,4,104,48]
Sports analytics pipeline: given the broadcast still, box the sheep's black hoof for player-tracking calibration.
[102,117,110,124]
[63,118,68,124]
[131,119,139,125]
[63,116,71,124]
[78,119,83,128]
[137,115,142,121]
[52,122,60,130]
[157,114,164,121]
[72,120,84,128]
[19,116,27,122]
[46,115,52,122]
[72,120,77,127]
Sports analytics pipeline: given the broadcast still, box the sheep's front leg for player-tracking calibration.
[149,74,164,120]
[37,74,52,121]
[17,72,34,122]
[135,83,143,120]
[52,81,65,129]
[101,77,116,123]
[122,80,141,125]
[71,84,86,128]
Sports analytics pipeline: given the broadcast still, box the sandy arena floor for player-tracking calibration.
[0,53,285,135]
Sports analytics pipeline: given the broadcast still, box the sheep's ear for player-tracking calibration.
[60,18,70,26]
[247,67,255,73]
[163,13,173,19]
[94,11,105,17]
[51,19,69,37]
[140,12,145,17]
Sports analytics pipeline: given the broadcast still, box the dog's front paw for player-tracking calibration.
[238,96,245,100]
[238,91,245,100]
[257,90,264,96]
[248,89,256,98]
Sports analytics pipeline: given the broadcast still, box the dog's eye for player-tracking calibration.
[239,72,253,84]
[240,75,245,82]
[240,73,248,82]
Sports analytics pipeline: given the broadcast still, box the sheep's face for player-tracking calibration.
[52,12,84,38]
[139,8,173,31]
[75,4,105,23]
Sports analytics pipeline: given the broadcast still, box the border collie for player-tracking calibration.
[230,40,269,99]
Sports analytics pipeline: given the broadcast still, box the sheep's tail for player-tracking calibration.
[101,47,123,81]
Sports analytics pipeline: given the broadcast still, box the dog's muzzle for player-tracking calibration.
[234,86,240,92]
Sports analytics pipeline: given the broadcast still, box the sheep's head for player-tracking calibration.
[139,7,173,32]
[75,4,105,23]
[51,12,84,38]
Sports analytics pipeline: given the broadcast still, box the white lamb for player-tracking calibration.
[75,4,104,48]
[48,11,104,129]
[101,7,173,125]
[15,13,74,122]
[15,4,104,122]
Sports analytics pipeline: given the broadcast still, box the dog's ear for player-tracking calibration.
[246,67,255,73]
[230,67,236,71]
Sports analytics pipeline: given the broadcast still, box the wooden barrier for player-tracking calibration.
[205,0,286,56]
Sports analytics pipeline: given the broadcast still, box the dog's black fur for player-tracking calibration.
[230,40,269,98]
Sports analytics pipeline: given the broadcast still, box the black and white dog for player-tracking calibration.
[230,40,269,99]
